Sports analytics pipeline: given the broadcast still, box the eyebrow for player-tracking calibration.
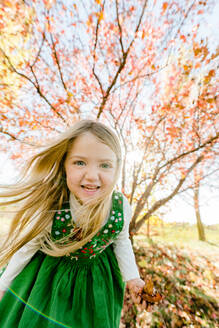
[69,155,115,162]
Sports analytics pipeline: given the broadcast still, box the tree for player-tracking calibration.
[0,0,34,147]
[0,0,218,232]
[117,40,218,234]
[193,170,206,241]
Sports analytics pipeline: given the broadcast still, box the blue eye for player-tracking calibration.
[74,160,85,166]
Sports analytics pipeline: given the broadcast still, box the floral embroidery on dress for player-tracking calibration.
[51,191,124,260]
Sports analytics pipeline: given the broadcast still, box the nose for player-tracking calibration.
[84,164,99,182]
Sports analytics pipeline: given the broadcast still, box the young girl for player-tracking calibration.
[0,120,144,328]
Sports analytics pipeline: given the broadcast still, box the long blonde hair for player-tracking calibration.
[0,120,122,268]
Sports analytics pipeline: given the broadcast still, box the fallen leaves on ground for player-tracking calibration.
[120,240,219,327]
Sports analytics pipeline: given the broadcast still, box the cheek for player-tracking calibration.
[103,170,116,184]
[65,165,78,183]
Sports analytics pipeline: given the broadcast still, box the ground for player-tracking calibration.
[120,223,219,327]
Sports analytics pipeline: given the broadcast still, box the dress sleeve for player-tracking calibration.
[0,221,52,292]
[112,195,140,282]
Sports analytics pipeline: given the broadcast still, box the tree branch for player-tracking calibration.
[115,0,124,55]
[133,154,204,232]
[49,30,68,92]
[92,1,105,96]
[160,132,219,170]
[96,0,148,118]
[0,47,67,124]
[0,127,37,147]
[30,31,46,68]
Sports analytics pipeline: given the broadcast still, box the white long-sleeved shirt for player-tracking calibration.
[0,194,139,291]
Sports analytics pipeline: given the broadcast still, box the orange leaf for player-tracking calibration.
[86,14,93,27]
[210,47,219,60]
[144,278,154,295]
[142,293,162,303]
[203,76,210,84]
[183,64,192,74]
[162,2,168,14]
[180,35,186,42]
[193,47,202,56]
[141,277,163,304]
[208,69,215,77]
[195,62,201,69]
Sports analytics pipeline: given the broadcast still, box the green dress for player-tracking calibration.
[0,191,125,328]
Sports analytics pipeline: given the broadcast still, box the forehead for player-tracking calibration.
[67,132,117,161]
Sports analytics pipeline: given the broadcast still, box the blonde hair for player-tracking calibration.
[0,120,122,268]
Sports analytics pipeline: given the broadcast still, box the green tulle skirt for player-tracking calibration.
[0,245,125,328]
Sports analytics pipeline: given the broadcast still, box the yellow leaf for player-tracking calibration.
[4,0,14,8]
[203,269,214,281]
[67,91,73,98]
[99,11,104,22]
[188,272,196,282]
[138,260,147,268]
[206,98,214,103]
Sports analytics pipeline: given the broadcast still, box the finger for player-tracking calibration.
[130,293,137,303]
[132,294,141,304]
[135,288,143,296]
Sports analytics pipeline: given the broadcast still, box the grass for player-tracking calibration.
[135,222,219,244]
[134,223,219,258]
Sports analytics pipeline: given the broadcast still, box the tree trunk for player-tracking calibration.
[193,180,206,241]
[147,217,150,238]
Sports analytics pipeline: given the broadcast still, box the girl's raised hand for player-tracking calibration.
[126,278,145,304]
[0,289,5,301]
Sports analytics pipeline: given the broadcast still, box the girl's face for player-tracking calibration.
[64,132,117,203]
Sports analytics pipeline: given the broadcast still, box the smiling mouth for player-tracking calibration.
[81,185,100,190]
